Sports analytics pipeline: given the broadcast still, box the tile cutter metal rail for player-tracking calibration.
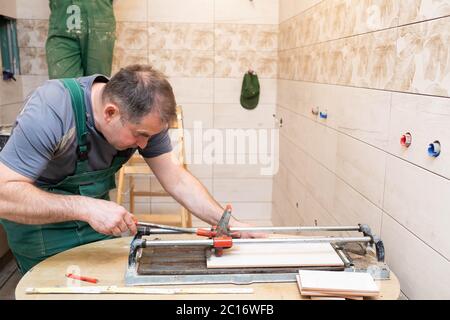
[125,207,389,286]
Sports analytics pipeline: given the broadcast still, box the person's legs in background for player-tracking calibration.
[46,34,84,79]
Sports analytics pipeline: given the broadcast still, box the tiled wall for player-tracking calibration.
[275,0,450,299]
[114,0,278,226]
[6,0,279,226]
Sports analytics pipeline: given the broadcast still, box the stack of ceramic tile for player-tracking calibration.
[296,270,380,300]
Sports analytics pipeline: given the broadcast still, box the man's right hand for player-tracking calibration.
[77,197,137,237]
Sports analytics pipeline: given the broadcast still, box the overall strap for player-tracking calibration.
[60,78,89,174]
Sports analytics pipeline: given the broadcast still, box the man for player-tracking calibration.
[46,0,116,78]
[0,64,253,274]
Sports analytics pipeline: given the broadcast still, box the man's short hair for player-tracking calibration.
[102,64,177,125]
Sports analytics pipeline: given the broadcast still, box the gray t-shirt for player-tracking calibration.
[0,75,172,186]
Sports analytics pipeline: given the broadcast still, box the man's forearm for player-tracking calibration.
[0,181,86,224]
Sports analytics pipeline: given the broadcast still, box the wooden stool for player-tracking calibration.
[115,106,192,227]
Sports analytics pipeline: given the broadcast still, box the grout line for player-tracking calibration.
[279,9,450,51]
[278,130,450,263]
[277,101,450,181]
[381,210,450,263]
[276,78,450,100]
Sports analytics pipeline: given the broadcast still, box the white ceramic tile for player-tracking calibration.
[279,134,308,185]
[381,213,450,299]
[332,177,383,236]
[272,179,302,226]
[302,191,341,236]
[304,154,336,215]
[383,155,450,260]
[181,104,213,128]
[148,0,213,23]
[169,77,214,104]
[335,132,387,208]
[214,78,277,104]
[185,163,213,179]
[388,92,450,179]
[213,163,274,179]
[215,0,278,24]
[229,202,273,221]
[278,80,392,149]
[213,178,273,202]
[213,104,276,129]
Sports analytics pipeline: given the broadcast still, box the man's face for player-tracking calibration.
[105,109,167,151]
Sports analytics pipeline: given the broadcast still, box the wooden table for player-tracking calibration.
[15,236,401,300]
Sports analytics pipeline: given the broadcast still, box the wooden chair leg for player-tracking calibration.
[116,168,125,205]
[130,176,135,214]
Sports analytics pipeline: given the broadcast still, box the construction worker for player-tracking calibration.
[46,0,116,78]
[0,64,254,274]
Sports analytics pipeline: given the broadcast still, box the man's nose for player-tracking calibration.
[136,137,148,149]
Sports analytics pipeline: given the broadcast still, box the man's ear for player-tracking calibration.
[104,104,121,123]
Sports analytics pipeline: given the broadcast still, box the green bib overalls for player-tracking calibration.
[0,79,129,274]
[46,0,116,79]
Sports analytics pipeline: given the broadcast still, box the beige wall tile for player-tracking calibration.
[0,103,23,124]
[383,155,450,260]
[346,29,397,90]
[393,17,450,97]
[279,0,322,23]
[215,0,278,25]
[15,0,49,19]
[16,19,48,48]
[148,23,214,50]
[0,76,23,106]
[148,0,213,23]
[114,0,147,22]
[399,0,450,26]
[389,92,450,179]
[0,0,16,18]
[115,22,148,50]
[21,76,49,100]
[215,50,278,79]
[19,47,48,76]
[215,24,278,52]
[381,213,450,299]
[149,50,214,77]
[350,0,400,35]
[112,49,148,74]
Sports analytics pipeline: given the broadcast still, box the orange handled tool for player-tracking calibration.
[65,273,98,284]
